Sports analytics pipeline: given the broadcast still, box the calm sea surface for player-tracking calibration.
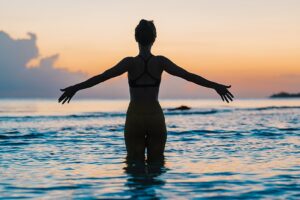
[0,99,300,199]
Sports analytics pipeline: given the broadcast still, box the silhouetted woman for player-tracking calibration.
[59,19,234,164]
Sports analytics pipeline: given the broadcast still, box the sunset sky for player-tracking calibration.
[1,0,299,98]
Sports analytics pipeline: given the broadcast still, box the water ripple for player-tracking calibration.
[1,100,300,199]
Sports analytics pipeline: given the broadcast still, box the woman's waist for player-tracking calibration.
[129,87,159,101]
[127,100,163,115]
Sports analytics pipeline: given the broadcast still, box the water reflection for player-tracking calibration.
[124,161,168,199]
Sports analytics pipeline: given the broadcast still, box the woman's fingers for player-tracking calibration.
[62,97,69,104]
[223,95,229,103]
[217,86,234,103]
[225,93,233,101]
[228,91,234,98]
[67,96,72,103]
[58,90,75,104]
[62,94,71,104]
[58,94,66,103]
[219,94,224,101]
[59,97,65,104]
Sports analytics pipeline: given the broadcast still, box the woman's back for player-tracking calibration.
[128,55,164,102]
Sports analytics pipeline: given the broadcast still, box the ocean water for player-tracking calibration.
[0,99,299,199]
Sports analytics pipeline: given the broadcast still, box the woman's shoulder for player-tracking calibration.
[124,55,168,64]
[123,56,134,60]
[153,55,170,64]
[120,56,134,65]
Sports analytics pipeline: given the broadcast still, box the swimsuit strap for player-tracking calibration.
[129,55,161,87]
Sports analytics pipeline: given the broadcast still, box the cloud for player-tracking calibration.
[0,31,133,98]
[0,31,87,97]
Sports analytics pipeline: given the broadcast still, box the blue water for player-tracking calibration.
[0,99,300,199]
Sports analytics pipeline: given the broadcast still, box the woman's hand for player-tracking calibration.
[214,84,234,103]
[58,85,79,104]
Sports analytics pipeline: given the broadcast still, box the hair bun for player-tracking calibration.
[140,19,148,24]
[140,19,153,27]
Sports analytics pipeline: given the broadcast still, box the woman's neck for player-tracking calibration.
[138,44,152,58]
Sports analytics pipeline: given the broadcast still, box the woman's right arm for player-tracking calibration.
[58,57,131,104]
[161,56,234,102]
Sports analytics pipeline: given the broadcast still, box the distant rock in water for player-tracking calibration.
[168,105,191,111]
[270,92,300,98]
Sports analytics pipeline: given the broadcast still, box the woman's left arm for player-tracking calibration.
[162,56,234,103]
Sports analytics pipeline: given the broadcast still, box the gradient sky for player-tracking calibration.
[1,0,300,98]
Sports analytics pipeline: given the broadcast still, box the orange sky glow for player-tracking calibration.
[1,0,299,98]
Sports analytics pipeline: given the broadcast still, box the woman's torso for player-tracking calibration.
[127,55,164,102]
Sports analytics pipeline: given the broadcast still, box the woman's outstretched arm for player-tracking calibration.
[58,57,131,104]
[161,56,234,103]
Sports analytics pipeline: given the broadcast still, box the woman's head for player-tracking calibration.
[135,19,156,46]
